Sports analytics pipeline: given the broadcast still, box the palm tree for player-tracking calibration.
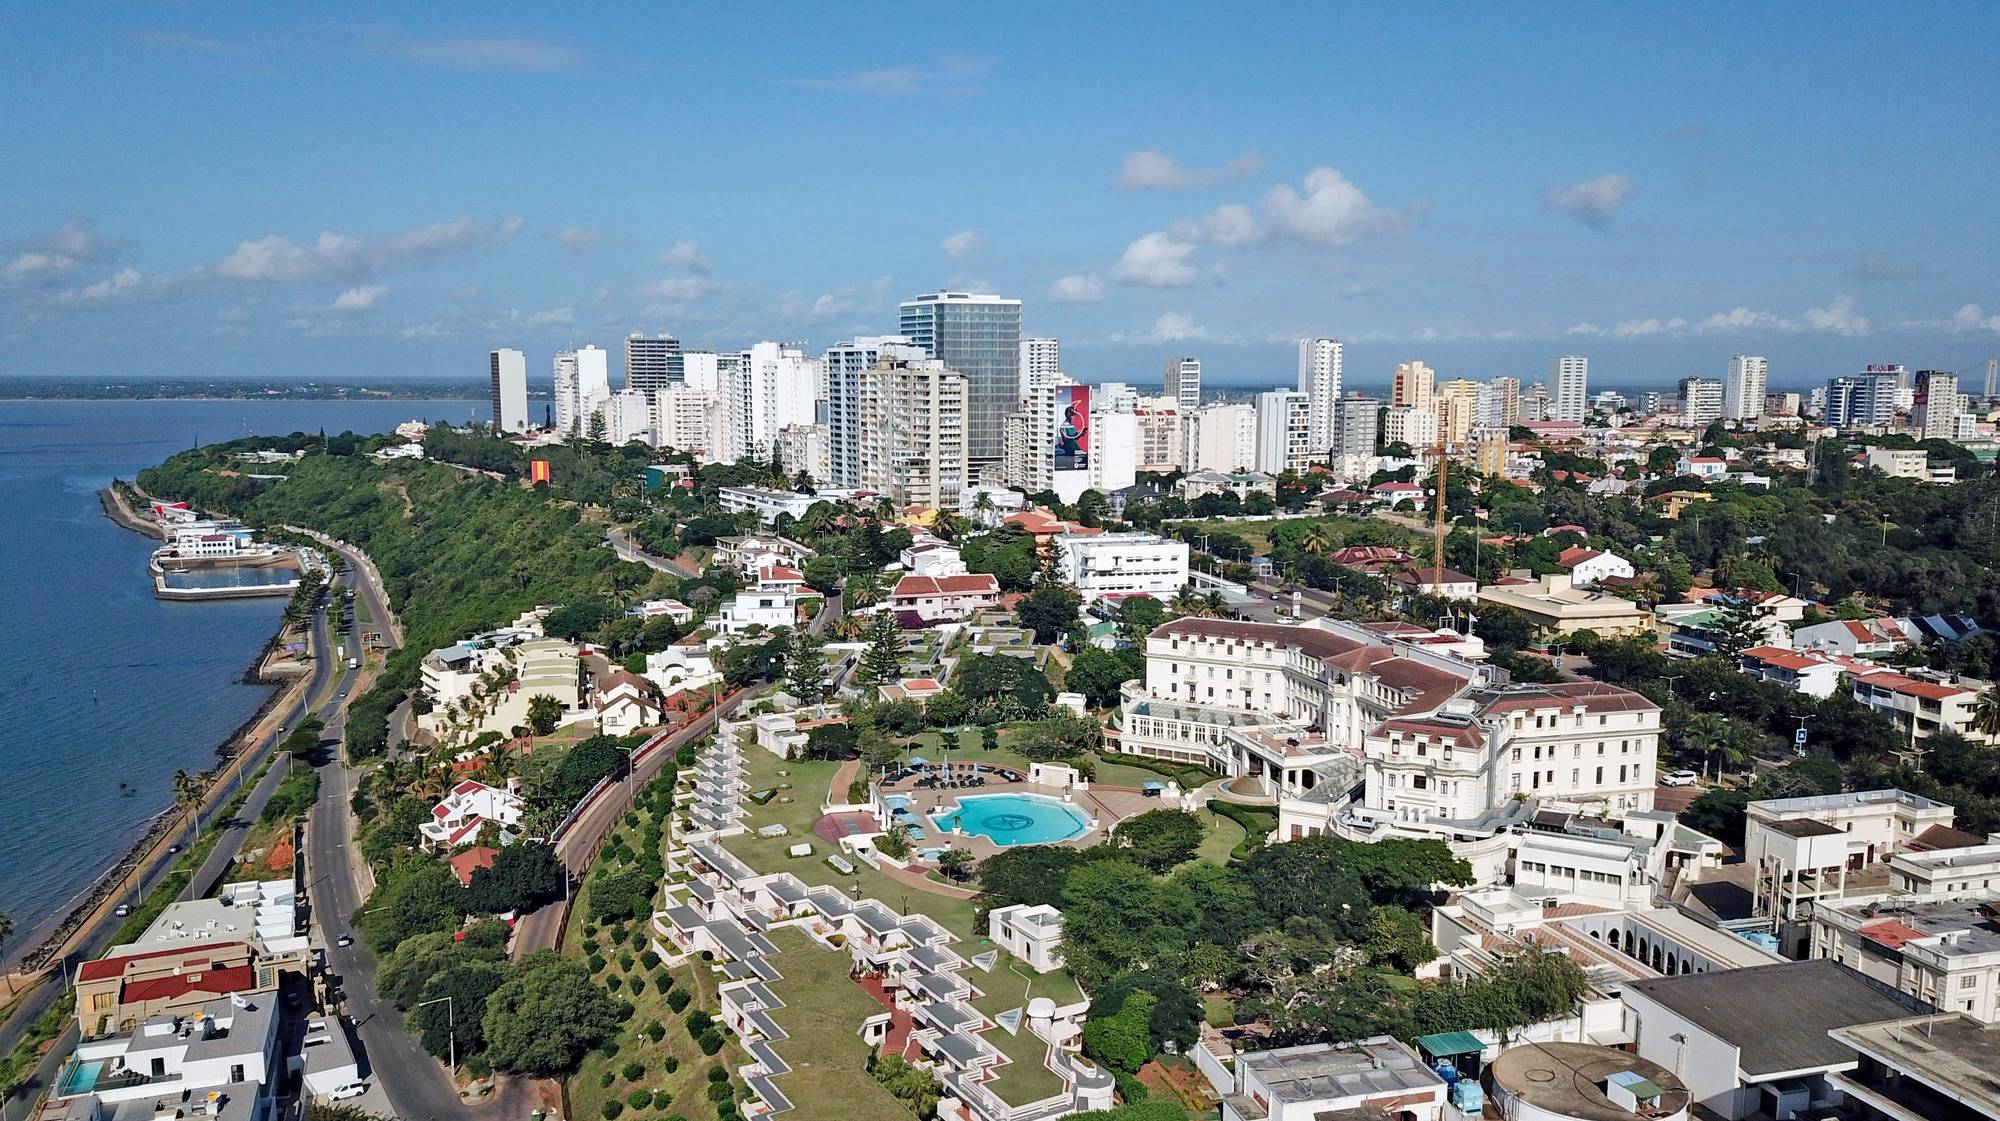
[1973,684,2000,742]
[1300,525,1333,554]
[1680,713,1752,778]
[1171,586,1206,618]
[171,769,206,845]
[0,912,15,958]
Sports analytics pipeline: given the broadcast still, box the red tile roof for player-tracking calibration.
[1478,680,1660,716]
[1857,671,1972,702]
[759,565,804,583]
[122,964,256,1004]
[890,573,1001,598]
[78,942,251,982]
[1909,824,1986,852]
[1859,919,1928,950]
[1392,567,1476,586]
[1556,546,1604,568]
[449,846,499,886]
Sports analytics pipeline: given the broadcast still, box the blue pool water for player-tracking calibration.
[931,793,1090,846]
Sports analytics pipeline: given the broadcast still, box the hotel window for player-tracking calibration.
[1962,976,1978,989]
[1572,770,1580,785]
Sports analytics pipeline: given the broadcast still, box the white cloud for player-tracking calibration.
[1169,203,1261,247]
[1804,293,1869,336]
[1610,316,1686,338]
[1047,274,1105,304]
[554,227,603,255]
[1108,312,1222,345]
[1542,173,1635,230]
[216,217,511,282]
[1696,307,1792,333]
[639,276,720,301]
[399,322,446,339]
[331,284,389,312]
[3,218,126,285]
[795,54,988,96]
[1952,304,2000,332]
[781,276,894,321]
[1259,168,1406,246]
[1117,148,1263,191]
[940,229,983,258]
[1110,231,1202,288]
[48,268,186,307]
[658,239,710,272]
[526,307,576,328]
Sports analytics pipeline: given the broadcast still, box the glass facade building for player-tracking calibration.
[899,292,1021,466]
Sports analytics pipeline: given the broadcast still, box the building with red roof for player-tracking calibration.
[1853,670,1994,744]
[887,573,1001,623]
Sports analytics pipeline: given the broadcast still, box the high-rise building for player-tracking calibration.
[1521,382,1554,422]
[1382,404,1438,451]
[1090,398,1139,495]
[1824,367,1901,428]
[899,291,1022,467]
[1163,357,1202,410]
[1181,403,1257,473]
[1391,360,1436,411]
[725,342,820,464]
[1297,338,1343,455]
[1334,395,1382,460]
[1986,359,1998,400]
[858,356,968,508]
[1678,377,1724,427]
[1477,377,1520,430]
[489,348,527,433]
[553,350,580,436]
[777,423,829,485]
[1134,396,1183,473]
[602,389,654,446]
[1724,355,1768,422]
[1915,370,1962,440]
[1437,377,1479,447]
[1021,337,1062,396]
[824,336,922,489]
[680,351,720,394]
[1002,374,1072,496]
[654,387,721,461]
[1254,390,1312,474]
[625,333,682,394]
[1552,356,1589,421]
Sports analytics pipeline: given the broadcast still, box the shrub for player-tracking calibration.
[653,972,673,994]
[640,951,661,970]
[667,989,691,1012]
[587,953,607,974]
[629,926,648,949]
[599,1071,614,1088]
[600,1103,623,1120]
[706,1083,732,1104]
[604,974,622,992]
[651,1090,672,1108]
[626,1090,652,1110]
[696,1030,724,1055]
[622,1061,645,1082]
[646,1021,665,1043]
[707,1066,728,1083]
[582,938,600,957]
[620,953,636,972]
[685,1010,712,1035]
[662,1056,680,1075]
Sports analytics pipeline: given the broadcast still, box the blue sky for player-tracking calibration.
[3,4,1997,390]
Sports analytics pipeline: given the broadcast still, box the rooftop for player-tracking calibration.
[1835,896,2000,958]
[1487,1042,1689,1121]
[1236,1036,1443,1104]
[1749,788,1952,817]
[1624,959,1922,1077]
[1832,1014,2000,1119]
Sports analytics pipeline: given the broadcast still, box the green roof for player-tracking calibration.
[1415,1030,1483,1057]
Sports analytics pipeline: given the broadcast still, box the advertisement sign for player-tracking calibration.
[530,459,552,485]
[1053,384,1090,472]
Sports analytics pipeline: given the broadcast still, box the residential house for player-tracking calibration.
[645,643,722,696]
[1852,669,1996,744]
[712,589,800,636]
[1325,545,1413,574]
[713,534,814,579]
[887,574,1002,624]
[987,905,1065,972]
[47,997,282,1121]
[900,540,965,577]
[1390,566,1478,602]
[1556,546,1635,588]
[419,779,525,849]
[1369,480,1426,509]
[1212,1037,1446,1121]
[1737,645,1873,698]
[1676,454,1730,480]
[593,670,664,736]
[754,564,807,593]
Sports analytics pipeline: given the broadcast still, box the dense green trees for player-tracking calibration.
[482,951,623,1075]
[1109,810,1204,873]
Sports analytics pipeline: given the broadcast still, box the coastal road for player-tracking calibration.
[300,538,532,1121]
[604,525,700,578]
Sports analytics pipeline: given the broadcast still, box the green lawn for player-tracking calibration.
[1203,994,1235,1029]
[964,963,1082,1105]
[1187,809,1247,867]
[758,929,912,1121]
[897,729,1168,790]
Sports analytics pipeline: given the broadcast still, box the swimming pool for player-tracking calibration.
[930,792,1090,846]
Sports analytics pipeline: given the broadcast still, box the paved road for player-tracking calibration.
[604,526,699,578]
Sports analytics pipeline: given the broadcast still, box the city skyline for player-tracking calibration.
[3,5,1998,386]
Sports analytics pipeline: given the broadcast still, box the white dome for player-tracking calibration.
[1027,997,1057,1019]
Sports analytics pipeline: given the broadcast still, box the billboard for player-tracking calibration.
[1053,384,1090,472]
[529,459,552,485]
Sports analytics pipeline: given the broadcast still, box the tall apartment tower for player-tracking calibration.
[625,333,682,394]
[489,348,528,433]
[1478,377,1521,430]
[1163,357,1202,410]
[1390,360,1436,411]
[1552,355,1589,421]
[1916,370,1962,440]
[1823,368,1901,428]
[824,335,922,489]
[858,357,968,508]
[1021,337,1062,395]
[1678,377,1725,426]
[1254,390,1312,474]
[1297,338,1343,455]
[899,291,1022,468]
[1724,355,1769,422]
[552,350,580,436]
[1334,395,1382,461]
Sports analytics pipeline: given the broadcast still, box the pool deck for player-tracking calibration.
[875,775,1159,858]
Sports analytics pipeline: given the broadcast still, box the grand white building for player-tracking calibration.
[1255,389,1312,474]
[1054,532,1188,602]
[1297,337,1343,454]
[1724,355,1768,422]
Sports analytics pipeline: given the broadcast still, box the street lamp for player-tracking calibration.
[1662,674,1684,701]
[416,995,456,1072]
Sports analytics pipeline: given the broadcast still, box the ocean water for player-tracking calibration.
[0,397,481,939]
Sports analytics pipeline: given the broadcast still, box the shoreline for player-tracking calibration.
[2,486,299,974]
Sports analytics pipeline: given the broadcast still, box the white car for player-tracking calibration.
[1662,770,1700,787]
[327,1082,368,1101]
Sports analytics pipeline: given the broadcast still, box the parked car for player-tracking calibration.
[327,1082,368,1101]
[335,932,354,947]
[1662,770,1700,787]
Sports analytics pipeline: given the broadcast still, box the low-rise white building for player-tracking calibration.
[1214,1037,1445,1121]
[1555,546,1636,587]
[716,486,823,525]
[1054,531,1188,602]
[419,779,525,849]
[987,904,1065,972]
[712,589,799,636]
[1852,669,1996,744]
[593,670,664,736]
[645,644,722,696]
[887,573,1002,624]
[50,996,281,1121]
[1736,645,1872,698]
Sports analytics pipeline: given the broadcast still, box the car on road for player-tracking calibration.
[166,843,182,854]
[327,1082,368,1102]
[113,903,132,917]
[335,932,354,947]
[1662,770,1700,787]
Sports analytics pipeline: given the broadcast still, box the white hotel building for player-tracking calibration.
[1054,531,1188,602]
[1112,618,1661,878]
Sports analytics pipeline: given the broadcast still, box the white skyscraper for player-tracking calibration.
[553,350,580,436]
[725,342,820,464]
[824,335,923,488]
[1021,337,1062,395]
[1916,370,1962,440]
[681,350,720,394]
[1298,338,1343,454]
[488,348,527,433]
[1163,356,1202,410]
[1254,390,1312,474]
[577,344,611,429]
[1724,355,1769,422]
[1678,377,1724,426]
[1552,355,1589,422]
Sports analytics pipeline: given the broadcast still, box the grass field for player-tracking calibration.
[758,928,911,1121]
[1188,808,1248,866]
